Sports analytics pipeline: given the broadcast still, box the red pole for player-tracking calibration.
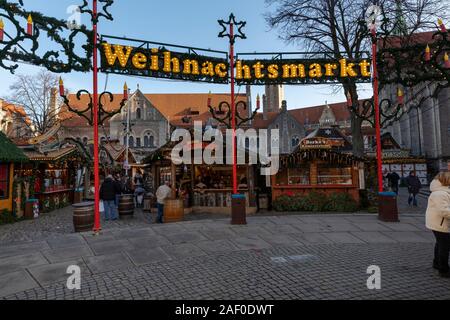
[230,23,237,195]
[372,28,383,193]
[92,0,101,233]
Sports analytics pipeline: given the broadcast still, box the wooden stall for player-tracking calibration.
[0,132,28,214]
[144,142,257,215]
[272,130,363,204]
[19,146,84,213]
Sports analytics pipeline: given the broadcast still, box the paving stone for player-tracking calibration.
[46,235,87,249]
[350,232,397,243]
[381,231,432,243]
[199,228,238,240]
[0,270,39,297]
[153,224,188,236]
[125,247,171,266]
[42,245,94,263]
[195,240,240,253]
[350,222,392,232]
[290,233,334,244]
[229,226,276,238]
[27,259,88,286]
[90,239,133,256]
[380,223,423,232]
[231,236,272,250]
[127,235,172,249]
[0,252,49,275]
[112,228,157,239]
[161,243,207,260]
[165,232,208,245]
[84,253,133,274]
[321,232,365,244]
[261,224,300,235]
[259,234,303,247]
[0,241,50,259]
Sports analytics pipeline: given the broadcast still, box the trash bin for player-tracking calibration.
[25,199,39,219]
[378,192,399,222]
[231,194,247,225]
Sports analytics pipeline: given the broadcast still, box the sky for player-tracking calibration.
[0,0,372,109]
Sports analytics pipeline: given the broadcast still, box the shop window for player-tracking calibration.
[0,164,9,199]
[317,164,352,185]
[288,166,310,185]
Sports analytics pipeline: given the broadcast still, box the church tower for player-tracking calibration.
[263,84,284,115]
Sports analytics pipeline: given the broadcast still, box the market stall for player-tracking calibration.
[272,128,364,204]
[19,146,85,213]
[0,132,28,216]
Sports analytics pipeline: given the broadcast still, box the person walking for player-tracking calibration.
[155,181,172,224]
[114,173,123,208]
[406,171,422,207]
[100,174,121,221]
[387,171,401,194]
[426,172,450,278]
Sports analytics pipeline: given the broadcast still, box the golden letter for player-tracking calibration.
[267,64,279,79]
[150,48,159,71]
[183,59,200,75]
[325,63,338,77]
[132,52,147,69]
[252,62,265,79]
[236,61,251,80]
[201,62,215,76]
[340,59,357,77]
[309,63,323,78]
[163,52,181,73]
[215,63,228,78]
[102,43,132,68]
[359,60,371,77]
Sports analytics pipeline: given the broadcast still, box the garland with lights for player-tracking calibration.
[0,0,98,73]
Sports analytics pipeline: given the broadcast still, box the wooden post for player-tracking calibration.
[171,162,176,198]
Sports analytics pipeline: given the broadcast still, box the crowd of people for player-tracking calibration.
[99,171,152,221]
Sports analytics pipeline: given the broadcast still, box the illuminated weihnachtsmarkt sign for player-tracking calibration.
[100,39,372,85]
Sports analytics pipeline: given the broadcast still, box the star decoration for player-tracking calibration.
[218,13,247,45]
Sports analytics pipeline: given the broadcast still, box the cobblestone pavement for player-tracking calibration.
[1,188,447,300]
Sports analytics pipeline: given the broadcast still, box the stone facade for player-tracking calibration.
[382,82,450,173]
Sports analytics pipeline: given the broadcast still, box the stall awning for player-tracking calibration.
[0,131,28,163]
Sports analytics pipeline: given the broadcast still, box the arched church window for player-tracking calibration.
[129,136,134,148]
[136,108,141,120]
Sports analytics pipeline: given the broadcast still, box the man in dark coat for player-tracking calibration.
[387,171,401,194]
[406,171,422,207]
[100,175,121,220]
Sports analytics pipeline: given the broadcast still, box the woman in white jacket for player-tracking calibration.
[426,172,450,278]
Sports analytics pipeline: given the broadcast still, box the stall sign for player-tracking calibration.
[300,137,332,149]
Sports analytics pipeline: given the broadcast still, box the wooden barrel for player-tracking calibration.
[164,199,184,223]
[119,194,134,218]
[73,202,94,233]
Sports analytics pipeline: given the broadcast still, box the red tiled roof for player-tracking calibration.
[60,92,247,128]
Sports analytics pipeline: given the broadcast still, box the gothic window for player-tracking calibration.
[144,135,149,147]
[136,137,141,147]
[136,108,141,120]
[292,136,300,147]
[144,132,155,148]
[129,136,134,148]
[123,136,127,146]
[150,135,155,147]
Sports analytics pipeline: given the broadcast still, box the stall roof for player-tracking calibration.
[0,131,29,163]
[23,146,77,162]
